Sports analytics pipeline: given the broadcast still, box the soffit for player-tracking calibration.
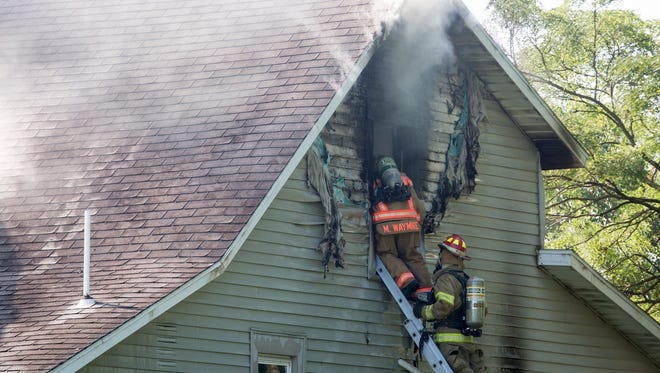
[449,9,589,170]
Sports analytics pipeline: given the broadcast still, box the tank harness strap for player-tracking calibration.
[373,199,419,222]
[434,270,468,330]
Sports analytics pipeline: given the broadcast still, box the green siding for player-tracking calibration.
[80,59,657,373]
[82,163,407,373]
[427,98,657,372]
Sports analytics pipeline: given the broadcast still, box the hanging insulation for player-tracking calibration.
[306,138,346,275]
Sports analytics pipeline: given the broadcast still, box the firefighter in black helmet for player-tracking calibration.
[372,156,433,303]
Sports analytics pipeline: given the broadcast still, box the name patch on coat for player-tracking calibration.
[377,221,420,235]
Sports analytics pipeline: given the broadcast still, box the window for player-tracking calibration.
[250,330,305,373]
[258,354,291,373]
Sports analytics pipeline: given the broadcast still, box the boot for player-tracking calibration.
[400,278,420,300]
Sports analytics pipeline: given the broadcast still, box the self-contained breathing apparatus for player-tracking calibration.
[434,270,486,337]
[373,157,411,204]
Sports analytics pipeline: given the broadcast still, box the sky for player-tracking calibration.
[463,0,660,21]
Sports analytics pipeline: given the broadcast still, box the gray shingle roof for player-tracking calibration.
[0,0,376,370]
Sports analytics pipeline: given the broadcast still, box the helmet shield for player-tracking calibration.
[439,234,471,260]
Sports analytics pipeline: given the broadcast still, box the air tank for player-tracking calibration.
[465,277,486,329]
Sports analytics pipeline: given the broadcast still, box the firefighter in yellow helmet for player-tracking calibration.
[413,234,487,373]
[372,156,433,303]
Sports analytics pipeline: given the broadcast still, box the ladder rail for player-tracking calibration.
[376,257,454,373]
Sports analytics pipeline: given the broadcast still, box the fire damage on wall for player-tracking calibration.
[306,27,487,275]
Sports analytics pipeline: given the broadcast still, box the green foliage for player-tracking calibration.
[487,0,542,63]
[490,0,660,319]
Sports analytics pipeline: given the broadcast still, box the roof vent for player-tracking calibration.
[77,210,95,308]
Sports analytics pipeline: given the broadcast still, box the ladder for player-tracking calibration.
[376,257,454,373]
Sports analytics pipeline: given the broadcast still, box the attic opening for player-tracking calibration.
[373,124,429,186]
[307,11,488,279]
[364,12,486,231]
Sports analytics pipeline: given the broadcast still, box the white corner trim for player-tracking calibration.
[537,157,545,249]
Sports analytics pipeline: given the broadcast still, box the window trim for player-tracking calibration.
[250,329,306,373]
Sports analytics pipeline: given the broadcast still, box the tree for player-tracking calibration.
[488,0,660,319]
[486,0,542,64]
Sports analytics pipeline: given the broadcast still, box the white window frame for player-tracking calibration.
[257,354,292,373]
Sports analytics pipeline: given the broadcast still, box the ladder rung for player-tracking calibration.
[376,257,454,373]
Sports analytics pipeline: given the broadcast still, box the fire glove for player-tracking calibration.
[413,302,433,320]
[412,302,423,318]
[413,302,426,319]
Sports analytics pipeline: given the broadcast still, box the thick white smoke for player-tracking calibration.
[371,0,460,128]
[0,36,37,183]
[384,0,458,99]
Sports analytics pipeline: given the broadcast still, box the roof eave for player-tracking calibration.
[454,3,589,170]
[538,249,660,367]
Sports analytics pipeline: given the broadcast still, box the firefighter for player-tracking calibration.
[372,156,433,302]
[413,234,487,373]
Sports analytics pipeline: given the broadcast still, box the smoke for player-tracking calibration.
[0,109,33,183]
[0,36,37,184]
[289,0,459,93]
[288,0,407,92]
[378,0,459,117]
[366,0,462,186]
[369,0,406,40]
[283,0,406,92]
[401,0,458,68]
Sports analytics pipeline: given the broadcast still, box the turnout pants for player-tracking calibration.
[439,342,486,373]
[375,231,432,288]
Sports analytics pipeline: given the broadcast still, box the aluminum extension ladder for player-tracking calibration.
[376,257,454,373]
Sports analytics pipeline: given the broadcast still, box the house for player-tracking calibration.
[0,0,658,372]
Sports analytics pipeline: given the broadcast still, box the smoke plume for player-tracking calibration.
[378,0,459,118]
